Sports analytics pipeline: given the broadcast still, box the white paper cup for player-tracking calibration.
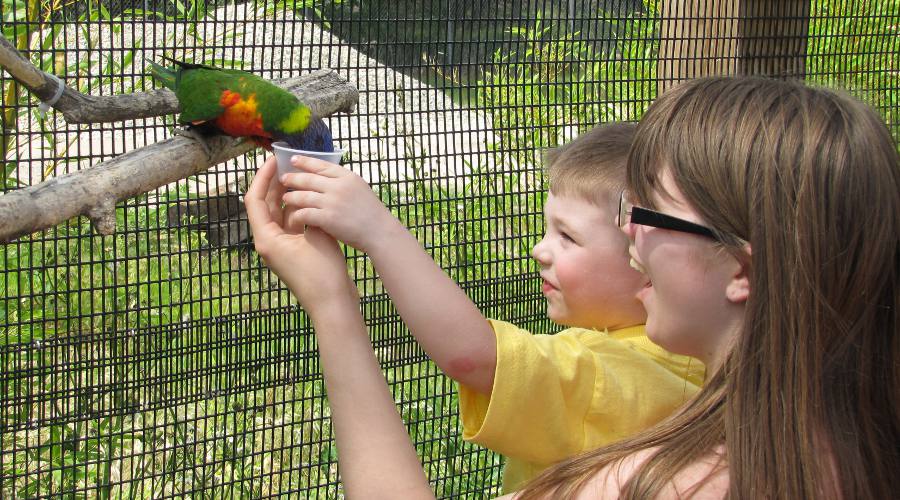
[272,141,346,178]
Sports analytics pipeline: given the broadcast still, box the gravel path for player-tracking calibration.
[13,2,497,190]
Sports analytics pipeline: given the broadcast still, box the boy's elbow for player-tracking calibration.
[446,356,480,378]
[445,354,495,395]
[440,324,497,394]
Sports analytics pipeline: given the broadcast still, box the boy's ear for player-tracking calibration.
[725,244,752,304]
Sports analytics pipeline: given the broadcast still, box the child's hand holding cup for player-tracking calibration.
[272,141,347,179]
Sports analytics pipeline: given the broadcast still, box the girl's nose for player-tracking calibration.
[621,220,637,241]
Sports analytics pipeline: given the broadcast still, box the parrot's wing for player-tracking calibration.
[161,56,222,72]
[174,70,228,124]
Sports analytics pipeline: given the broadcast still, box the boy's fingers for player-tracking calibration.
[287,207,325,231]
[282,190,325,209]
[290,155,347,178]
[280,173,331,194]
[282,203,306,234]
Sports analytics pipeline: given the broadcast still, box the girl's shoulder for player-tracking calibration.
[575,446,729,499]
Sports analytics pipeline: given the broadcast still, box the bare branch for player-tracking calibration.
[0,33,47,89]
[0,34,357,123]
[0,72,359,243]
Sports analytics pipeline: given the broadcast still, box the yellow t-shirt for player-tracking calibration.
[458,319,705,493]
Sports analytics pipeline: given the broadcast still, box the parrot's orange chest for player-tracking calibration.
[214,90,270,138]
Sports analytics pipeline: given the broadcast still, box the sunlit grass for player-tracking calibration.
[2,0,897,497]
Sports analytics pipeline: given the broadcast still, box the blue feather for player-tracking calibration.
[285,118,334,152]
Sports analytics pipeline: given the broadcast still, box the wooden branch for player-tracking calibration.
[0,33,357,122]
[0,73,359,244]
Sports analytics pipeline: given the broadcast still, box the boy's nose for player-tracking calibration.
[531,238,550,264]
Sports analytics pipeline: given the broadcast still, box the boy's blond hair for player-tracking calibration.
[544,122,636,207]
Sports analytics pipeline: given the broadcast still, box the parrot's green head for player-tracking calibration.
[279,106,312,135]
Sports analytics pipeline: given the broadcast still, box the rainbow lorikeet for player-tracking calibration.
[149,59,334,152]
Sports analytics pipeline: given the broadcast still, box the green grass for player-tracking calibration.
[2,0,898,497]
[1,376,338,497]
[0,162,535,497]
[0,309,504,497]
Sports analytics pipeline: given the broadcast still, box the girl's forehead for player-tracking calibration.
[646,168,700,216]
[631,165,677,207]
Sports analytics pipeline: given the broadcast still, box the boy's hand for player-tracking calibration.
[279,156,403,253]
[245,156,357,312]
[278,156,497,396]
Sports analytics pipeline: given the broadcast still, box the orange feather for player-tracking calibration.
[214,90,270,141]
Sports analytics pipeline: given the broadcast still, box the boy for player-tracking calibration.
[277,122,704,493]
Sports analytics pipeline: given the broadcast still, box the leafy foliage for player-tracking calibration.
[806,0,899,135]
[1,0,897,497]
[477,3,657,169]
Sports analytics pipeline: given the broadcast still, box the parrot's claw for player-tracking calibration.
[173,128,215,162]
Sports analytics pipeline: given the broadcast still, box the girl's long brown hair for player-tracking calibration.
[519,77,900,499]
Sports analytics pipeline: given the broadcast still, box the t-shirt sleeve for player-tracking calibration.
[458,320,701,465]
[458,320,596,463]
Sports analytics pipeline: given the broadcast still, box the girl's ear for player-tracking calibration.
[725,244,752,304]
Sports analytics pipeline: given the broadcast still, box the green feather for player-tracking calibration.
[149,59,312,139]
[148,61,177,90]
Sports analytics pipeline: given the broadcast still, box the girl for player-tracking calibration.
[520,77,899,498]
[245,76,899,498]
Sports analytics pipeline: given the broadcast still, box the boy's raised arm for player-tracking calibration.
[281,156,498,395]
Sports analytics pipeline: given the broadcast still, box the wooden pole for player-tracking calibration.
[657,0,810,93]
[737,0,810,79]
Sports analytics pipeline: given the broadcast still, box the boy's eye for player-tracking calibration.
[560,232,574,243]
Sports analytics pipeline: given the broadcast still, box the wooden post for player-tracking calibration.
[657,0,810,93]
[657,0,740,93]
[737,0,810,79]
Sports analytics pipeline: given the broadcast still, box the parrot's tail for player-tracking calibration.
[148,61,178,90]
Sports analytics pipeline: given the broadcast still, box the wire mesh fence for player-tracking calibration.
[1,0,897,497]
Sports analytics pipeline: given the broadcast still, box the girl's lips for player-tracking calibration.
[629,256,653,301]
[541,279,557,294]
[629,257,646,274]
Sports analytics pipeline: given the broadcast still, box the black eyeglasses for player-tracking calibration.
[617,191,718,240]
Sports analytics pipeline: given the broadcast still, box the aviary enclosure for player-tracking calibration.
[1,0,897,497]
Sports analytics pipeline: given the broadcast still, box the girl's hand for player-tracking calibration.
[244,156,357,312]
